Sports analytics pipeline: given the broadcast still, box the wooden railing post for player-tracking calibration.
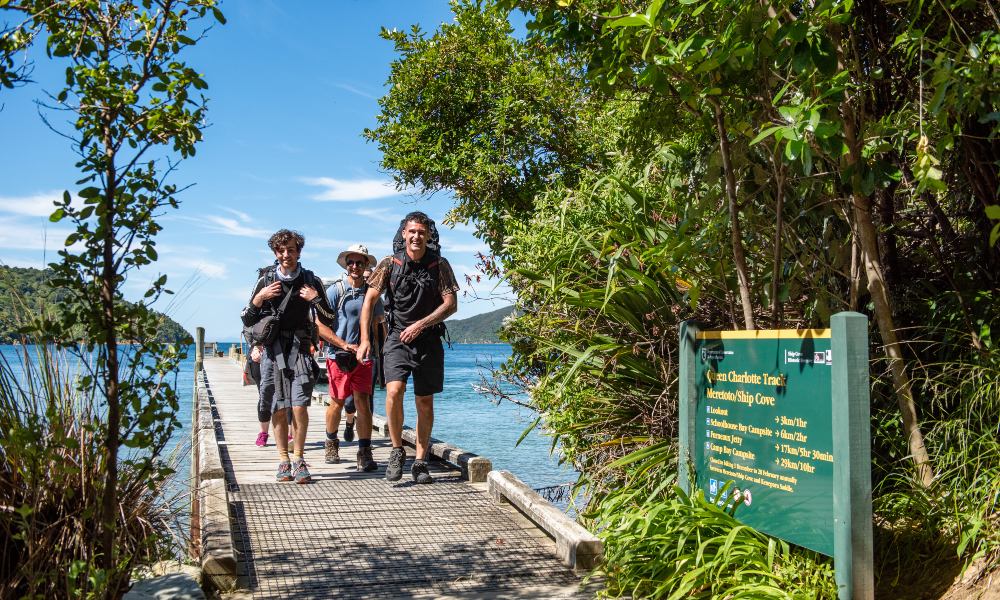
[195,327,205,372]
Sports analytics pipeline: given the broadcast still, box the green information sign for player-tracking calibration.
[694,328,834,555]
[678,314,875,599]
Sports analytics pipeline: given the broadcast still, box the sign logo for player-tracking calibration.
[701,348,734,363]
[785,349,833,366]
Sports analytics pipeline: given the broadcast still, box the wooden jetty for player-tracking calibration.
[190,333,602,599]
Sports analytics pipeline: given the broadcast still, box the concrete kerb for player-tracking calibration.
[196,387,224,482]
[488,470,603,571]
[198,478,236,592]
[191,365,237,592]
[370,414,492,483]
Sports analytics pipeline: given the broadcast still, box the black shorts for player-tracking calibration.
[382,331,444,396]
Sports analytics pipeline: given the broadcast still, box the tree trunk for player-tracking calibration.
[843,114,934,488]
[849,234,860,312]
[770,158,786,328]
[712,100,755,330]
[99,128,121,583]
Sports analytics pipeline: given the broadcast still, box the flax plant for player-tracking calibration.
[0,341,186,598]
[590,477,836,599]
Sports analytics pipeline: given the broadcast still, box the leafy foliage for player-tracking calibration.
[591,479,836,599]
[367,0,1000,595]
[1,0,222,592]
[364,0,601,248]
[0,343,185,598]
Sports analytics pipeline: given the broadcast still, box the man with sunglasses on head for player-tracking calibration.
[322,243,384,472]
[357,212,459,485]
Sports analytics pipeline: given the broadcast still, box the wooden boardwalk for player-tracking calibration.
[198,355,597,598]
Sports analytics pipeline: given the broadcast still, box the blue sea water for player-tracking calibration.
[317,342,576,491]
[0,343,573,492]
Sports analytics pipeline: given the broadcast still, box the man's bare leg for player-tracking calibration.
[272,407,291,480]
[324,399,344,463]
[354,390,377,471]
[414,394,434,460]
[292,405,309,458]
[273,408,289,455]
[325,400,344,437]
[385,381,405,447]
[354,391,372,439]
[384,381,407,481]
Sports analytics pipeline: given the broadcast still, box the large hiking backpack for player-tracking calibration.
[245,263,321,344]
[325,277,351,314]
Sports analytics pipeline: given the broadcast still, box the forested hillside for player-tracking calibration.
[0,266,191,343]
[446,305,514,343]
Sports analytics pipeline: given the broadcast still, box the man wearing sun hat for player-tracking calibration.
[320,243,384,471]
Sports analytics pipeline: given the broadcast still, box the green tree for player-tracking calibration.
[1,0,222,593]
[364,0,600,250]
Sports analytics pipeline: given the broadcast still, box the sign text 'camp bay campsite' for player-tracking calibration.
[678,312,873,600]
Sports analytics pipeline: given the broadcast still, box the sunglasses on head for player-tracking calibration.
[346,259,366,267]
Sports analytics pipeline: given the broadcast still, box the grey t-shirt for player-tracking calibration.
[327,279,384,345]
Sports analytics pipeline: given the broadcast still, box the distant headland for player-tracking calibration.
[0,265,191,344]
[445,305,514,344]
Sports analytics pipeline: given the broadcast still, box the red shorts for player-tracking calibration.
[326,358,374,400]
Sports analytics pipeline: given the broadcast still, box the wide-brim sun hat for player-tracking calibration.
[337,243,378,270]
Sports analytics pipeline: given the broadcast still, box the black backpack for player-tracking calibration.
[247,263,321,342]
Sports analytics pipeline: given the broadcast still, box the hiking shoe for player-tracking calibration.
[411,461,434,484]
[356,447,378,473]
[293,460,312,484]
[325,439,340,464]
[386,447,406,481]
[275,461,292,482]
[255,431,268,447]
[343,420,355,442]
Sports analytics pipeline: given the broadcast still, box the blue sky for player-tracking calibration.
[0,1,513,341]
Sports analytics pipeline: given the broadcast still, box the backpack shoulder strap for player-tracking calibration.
[389,252,406,289]
[336,279,349,314]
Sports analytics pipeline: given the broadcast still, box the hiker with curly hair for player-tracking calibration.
[241,229,339,484]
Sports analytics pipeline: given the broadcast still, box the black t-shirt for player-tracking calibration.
[368,253,459,331]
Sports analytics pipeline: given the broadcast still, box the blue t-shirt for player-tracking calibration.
[327,279,384,345]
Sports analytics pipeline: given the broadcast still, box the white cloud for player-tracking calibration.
[0,191,63,217]
[181,212,268,238]
[220,207,254,223]
[354,207,402,224]
[190,260,227,279]
[301,177,404,201]
[334,82,378,101]
[0,218,75,250]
